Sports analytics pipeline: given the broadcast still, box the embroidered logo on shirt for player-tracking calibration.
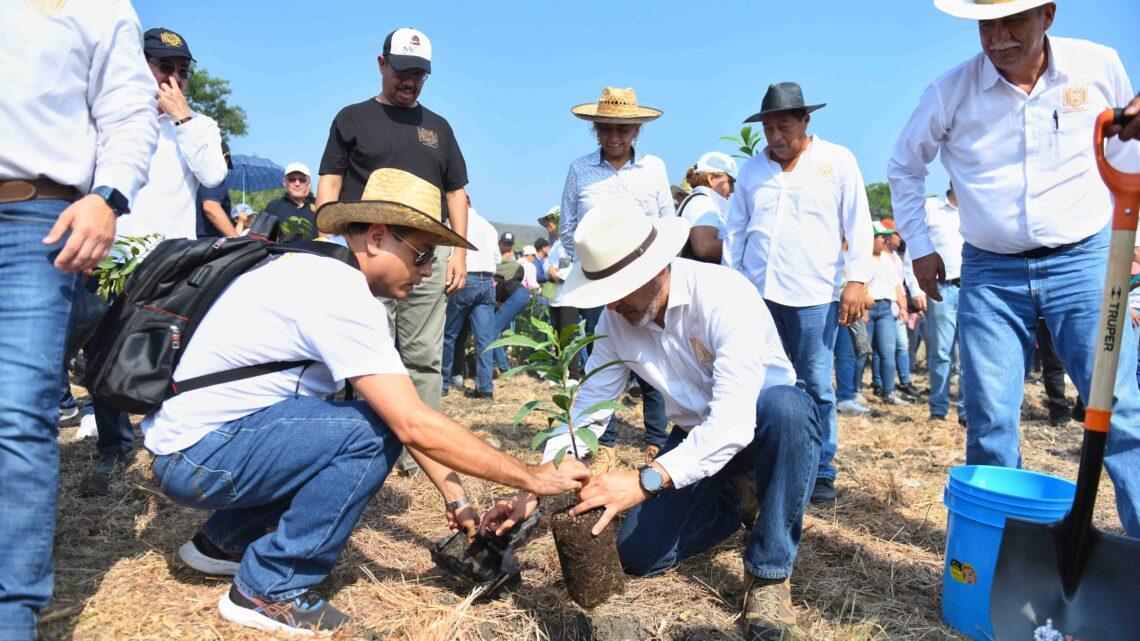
[418,127,439,149]
[818,164,834,178]
[1062,87,1089,113]
[23,0,68,14]
[689,336,714,364]
[160,32,184,47]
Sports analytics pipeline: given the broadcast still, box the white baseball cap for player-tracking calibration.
[383,28,432,72]
[521,245,537,256]
[695,152,738,180]
[284,162,311,178]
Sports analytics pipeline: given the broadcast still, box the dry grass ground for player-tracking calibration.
[43,364,1121,641]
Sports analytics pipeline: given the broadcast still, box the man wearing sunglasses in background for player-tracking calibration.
[318,27,470,477]
[79,26,228,497]
[264,162,318,239]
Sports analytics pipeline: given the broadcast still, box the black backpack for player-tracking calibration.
[84,234,357,414]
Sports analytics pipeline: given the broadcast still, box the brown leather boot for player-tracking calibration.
[589,445,616,475]
[741,575,800,641]
[644,443,661,465]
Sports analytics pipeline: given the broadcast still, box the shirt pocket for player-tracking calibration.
[1051,110,1100,180]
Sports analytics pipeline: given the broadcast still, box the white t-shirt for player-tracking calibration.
[142,253,407,455]
[678,186,727,237]
[867,252,900,301]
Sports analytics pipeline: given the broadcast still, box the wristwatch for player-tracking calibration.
[90,186,130,216]
[445,496,470,511]
[638,465,666,497]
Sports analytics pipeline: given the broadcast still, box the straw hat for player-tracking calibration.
[934,0,1052,20]
[571,87,663,124]
[561,203,690,309]
[315,168,475,249]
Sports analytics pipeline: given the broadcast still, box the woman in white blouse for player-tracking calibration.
[678,151,737,263]
[558,86,674,470]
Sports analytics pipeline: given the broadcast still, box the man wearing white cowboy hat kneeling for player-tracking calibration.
[481,205,822,640]
[143,168,588,636]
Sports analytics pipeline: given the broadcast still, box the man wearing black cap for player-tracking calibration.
[318,27,469,475]
[79,26,228,496]
[723,82,875,505]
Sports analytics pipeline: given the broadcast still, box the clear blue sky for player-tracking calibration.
[137,0,1139,225]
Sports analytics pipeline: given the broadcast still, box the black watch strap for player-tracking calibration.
[91,186,130,216]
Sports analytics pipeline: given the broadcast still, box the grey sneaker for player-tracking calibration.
[882,393,911,406]
[742,576,800,641]
[836,399,870,414]
[218,585,352,635]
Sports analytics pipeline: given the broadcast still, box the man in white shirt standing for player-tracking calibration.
[0,2,158,637]
[80,26,229,497]
[441,203,499,399]
[904,184,966,422]
[724,82,874,504]
[482,207,821,641]
[889,0,1140,537]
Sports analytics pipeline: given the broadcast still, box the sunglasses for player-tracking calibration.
[390,230,434,266]
[149,58,193,79]
[391,68,429,83]
[285,175,310,183]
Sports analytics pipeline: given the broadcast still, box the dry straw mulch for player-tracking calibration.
[43,366,1120,640]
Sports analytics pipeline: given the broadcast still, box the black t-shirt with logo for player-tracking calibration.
[264,194,318,240]
[319,98,468,223]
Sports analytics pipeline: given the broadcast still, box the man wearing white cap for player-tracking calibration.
[482,205,821,640]
[263,162,317,239]
[318,27,469,475]
[723,81,874,504]
[889,0,1140,537]
[677,151,737,263]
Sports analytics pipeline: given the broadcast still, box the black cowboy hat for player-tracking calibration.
[744,82,826,123]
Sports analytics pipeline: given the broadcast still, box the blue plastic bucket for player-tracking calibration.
[942,465,1075,640]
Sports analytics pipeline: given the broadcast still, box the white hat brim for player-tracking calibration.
[560,217,690,309]
[933,0,1051,20]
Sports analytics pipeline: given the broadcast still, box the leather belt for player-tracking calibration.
[945,278,962,287]
[0,178,81,204]
[1012,241,1080,260]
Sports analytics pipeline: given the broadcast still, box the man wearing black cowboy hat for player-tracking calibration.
[724,81,875,505]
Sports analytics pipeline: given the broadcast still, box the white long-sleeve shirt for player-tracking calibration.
[888,36,1139,258]
[463,207,500,273]
[0,0,158,203]
[541,259,796,489]
[724,136,874,306]
[904,197,965,292]
[118,113,228,240]
[560,149,674,265]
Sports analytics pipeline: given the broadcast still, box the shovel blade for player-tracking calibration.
[991,517,1140,640]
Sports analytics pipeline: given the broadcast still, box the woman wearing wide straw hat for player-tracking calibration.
[558,86,673,472]
[678,151,738,263]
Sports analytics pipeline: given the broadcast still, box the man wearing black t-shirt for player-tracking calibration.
[263,162,318,239]
[318,27,468,475]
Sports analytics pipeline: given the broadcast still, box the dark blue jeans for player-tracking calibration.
[598,373,668,449]
[867,300,897,396]
[764,300,839,481]
[492,286,531,372]
[442,274,496,394]
[617,384,821,579]
[93,398,133,456]
[0,199,81,640]
[152,397,401,601]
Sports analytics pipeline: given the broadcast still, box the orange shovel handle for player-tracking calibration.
[1086,109,1140,433]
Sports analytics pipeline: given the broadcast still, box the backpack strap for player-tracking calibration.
[268,240,359,269]
[675,189,712,220]
[169,360,316,397]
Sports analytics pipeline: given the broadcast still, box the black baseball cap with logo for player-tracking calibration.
[499,232,515,244]
[382,28,432,72]
[143,27,195,61]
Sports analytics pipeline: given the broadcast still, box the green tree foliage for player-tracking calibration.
[185,67,248,141]
[865,182,893,221]
[228,188,283,213]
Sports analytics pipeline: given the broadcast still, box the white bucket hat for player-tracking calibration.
[934,0,1052,20]
[695,151,738,180]
[561,203,690,309]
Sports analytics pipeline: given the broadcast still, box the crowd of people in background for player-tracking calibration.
[3,0,1140,639]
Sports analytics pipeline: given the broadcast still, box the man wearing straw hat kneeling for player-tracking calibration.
[142,168,588,636]
[481,205,822,640]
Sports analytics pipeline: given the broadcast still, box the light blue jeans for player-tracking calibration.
[442,273,496,394]
[0,200,81,640]
[895,316,911,385]
[764,300,838,482]
[617,385,821,579]
[867,300,898,396]
[151,396,402,601]
[959,228,1140,536]
[925,281,965,418]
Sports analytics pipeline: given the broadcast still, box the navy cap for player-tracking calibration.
[499,232,515,244]
[143,28,194,61]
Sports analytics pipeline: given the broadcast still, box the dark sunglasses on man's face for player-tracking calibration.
[390,230,434,266]
[149,58,193,79]
[391,68,429,83]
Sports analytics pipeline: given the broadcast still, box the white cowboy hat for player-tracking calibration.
[560,203,689,309]
[934,0,1052,20]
